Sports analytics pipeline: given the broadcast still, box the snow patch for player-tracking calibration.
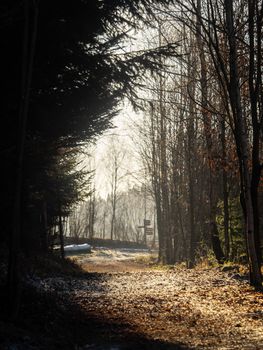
[64,243,91,253]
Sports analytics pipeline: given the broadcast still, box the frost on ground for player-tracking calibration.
[70,247,155,272]
[37,249,263,349]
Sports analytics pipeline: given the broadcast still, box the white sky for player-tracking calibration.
[93,102,144,199]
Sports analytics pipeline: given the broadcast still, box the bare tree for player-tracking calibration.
[105,136,127,240]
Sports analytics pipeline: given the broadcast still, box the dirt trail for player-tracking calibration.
[49,249,263,349]
[71,247,155,273]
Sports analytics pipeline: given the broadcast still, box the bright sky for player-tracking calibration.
[93,101,144,199]
[85,25,158,199]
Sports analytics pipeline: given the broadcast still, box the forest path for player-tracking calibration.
[43,249,263,349]
[70,247,156,273]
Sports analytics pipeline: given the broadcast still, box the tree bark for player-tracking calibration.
[221,118,230,259]
[186,32,197,268]
[248,0,262,271]
[224,0,262,287]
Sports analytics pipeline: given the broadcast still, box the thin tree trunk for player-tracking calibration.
[103,211,106,239]
[158,24,172,264]
[196,0,225,264]
[58,208,65,260]
[221,118,230,259]
[41,200,48,252]
[110,160,117,240]
[186,32,197,268]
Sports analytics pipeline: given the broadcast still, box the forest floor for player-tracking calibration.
[1,248,263,349]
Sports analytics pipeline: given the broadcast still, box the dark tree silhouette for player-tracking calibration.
[1,0,174,318]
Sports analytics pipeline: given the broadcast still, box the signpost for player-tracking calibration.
[138,219,153,243]
[144,219,151,226]
[145,228,153,235]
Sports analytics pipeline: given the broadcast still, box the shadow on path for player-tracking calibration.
[56,283,192,350]
[0,278,193,350]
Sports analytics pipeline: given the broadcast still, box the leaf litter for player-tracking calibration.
[33,250,263,349]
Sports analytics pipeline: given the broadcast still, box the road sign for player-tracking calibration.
[144,219,151,226]
[145,228,153,235]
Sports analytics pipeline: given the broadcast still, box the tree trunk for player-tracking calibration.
[224,0,262,287]
[158,25,172,264]
[150,103,165,263]
[110,158,118,241]
[221,118,230,259]
[186,32,197,268]
[40,200,48,252]
[248,0,262,271]
[103,211,106,239]
[58,205,65,260]
[196,0,225,264]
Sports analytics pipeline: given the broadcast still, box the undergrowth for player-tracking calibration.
[25,253,86,278]
[134,253,158,265]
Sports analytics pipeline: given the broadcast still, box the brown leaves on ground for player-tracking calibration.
[36,252,263,349]
[70,268,263,349]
